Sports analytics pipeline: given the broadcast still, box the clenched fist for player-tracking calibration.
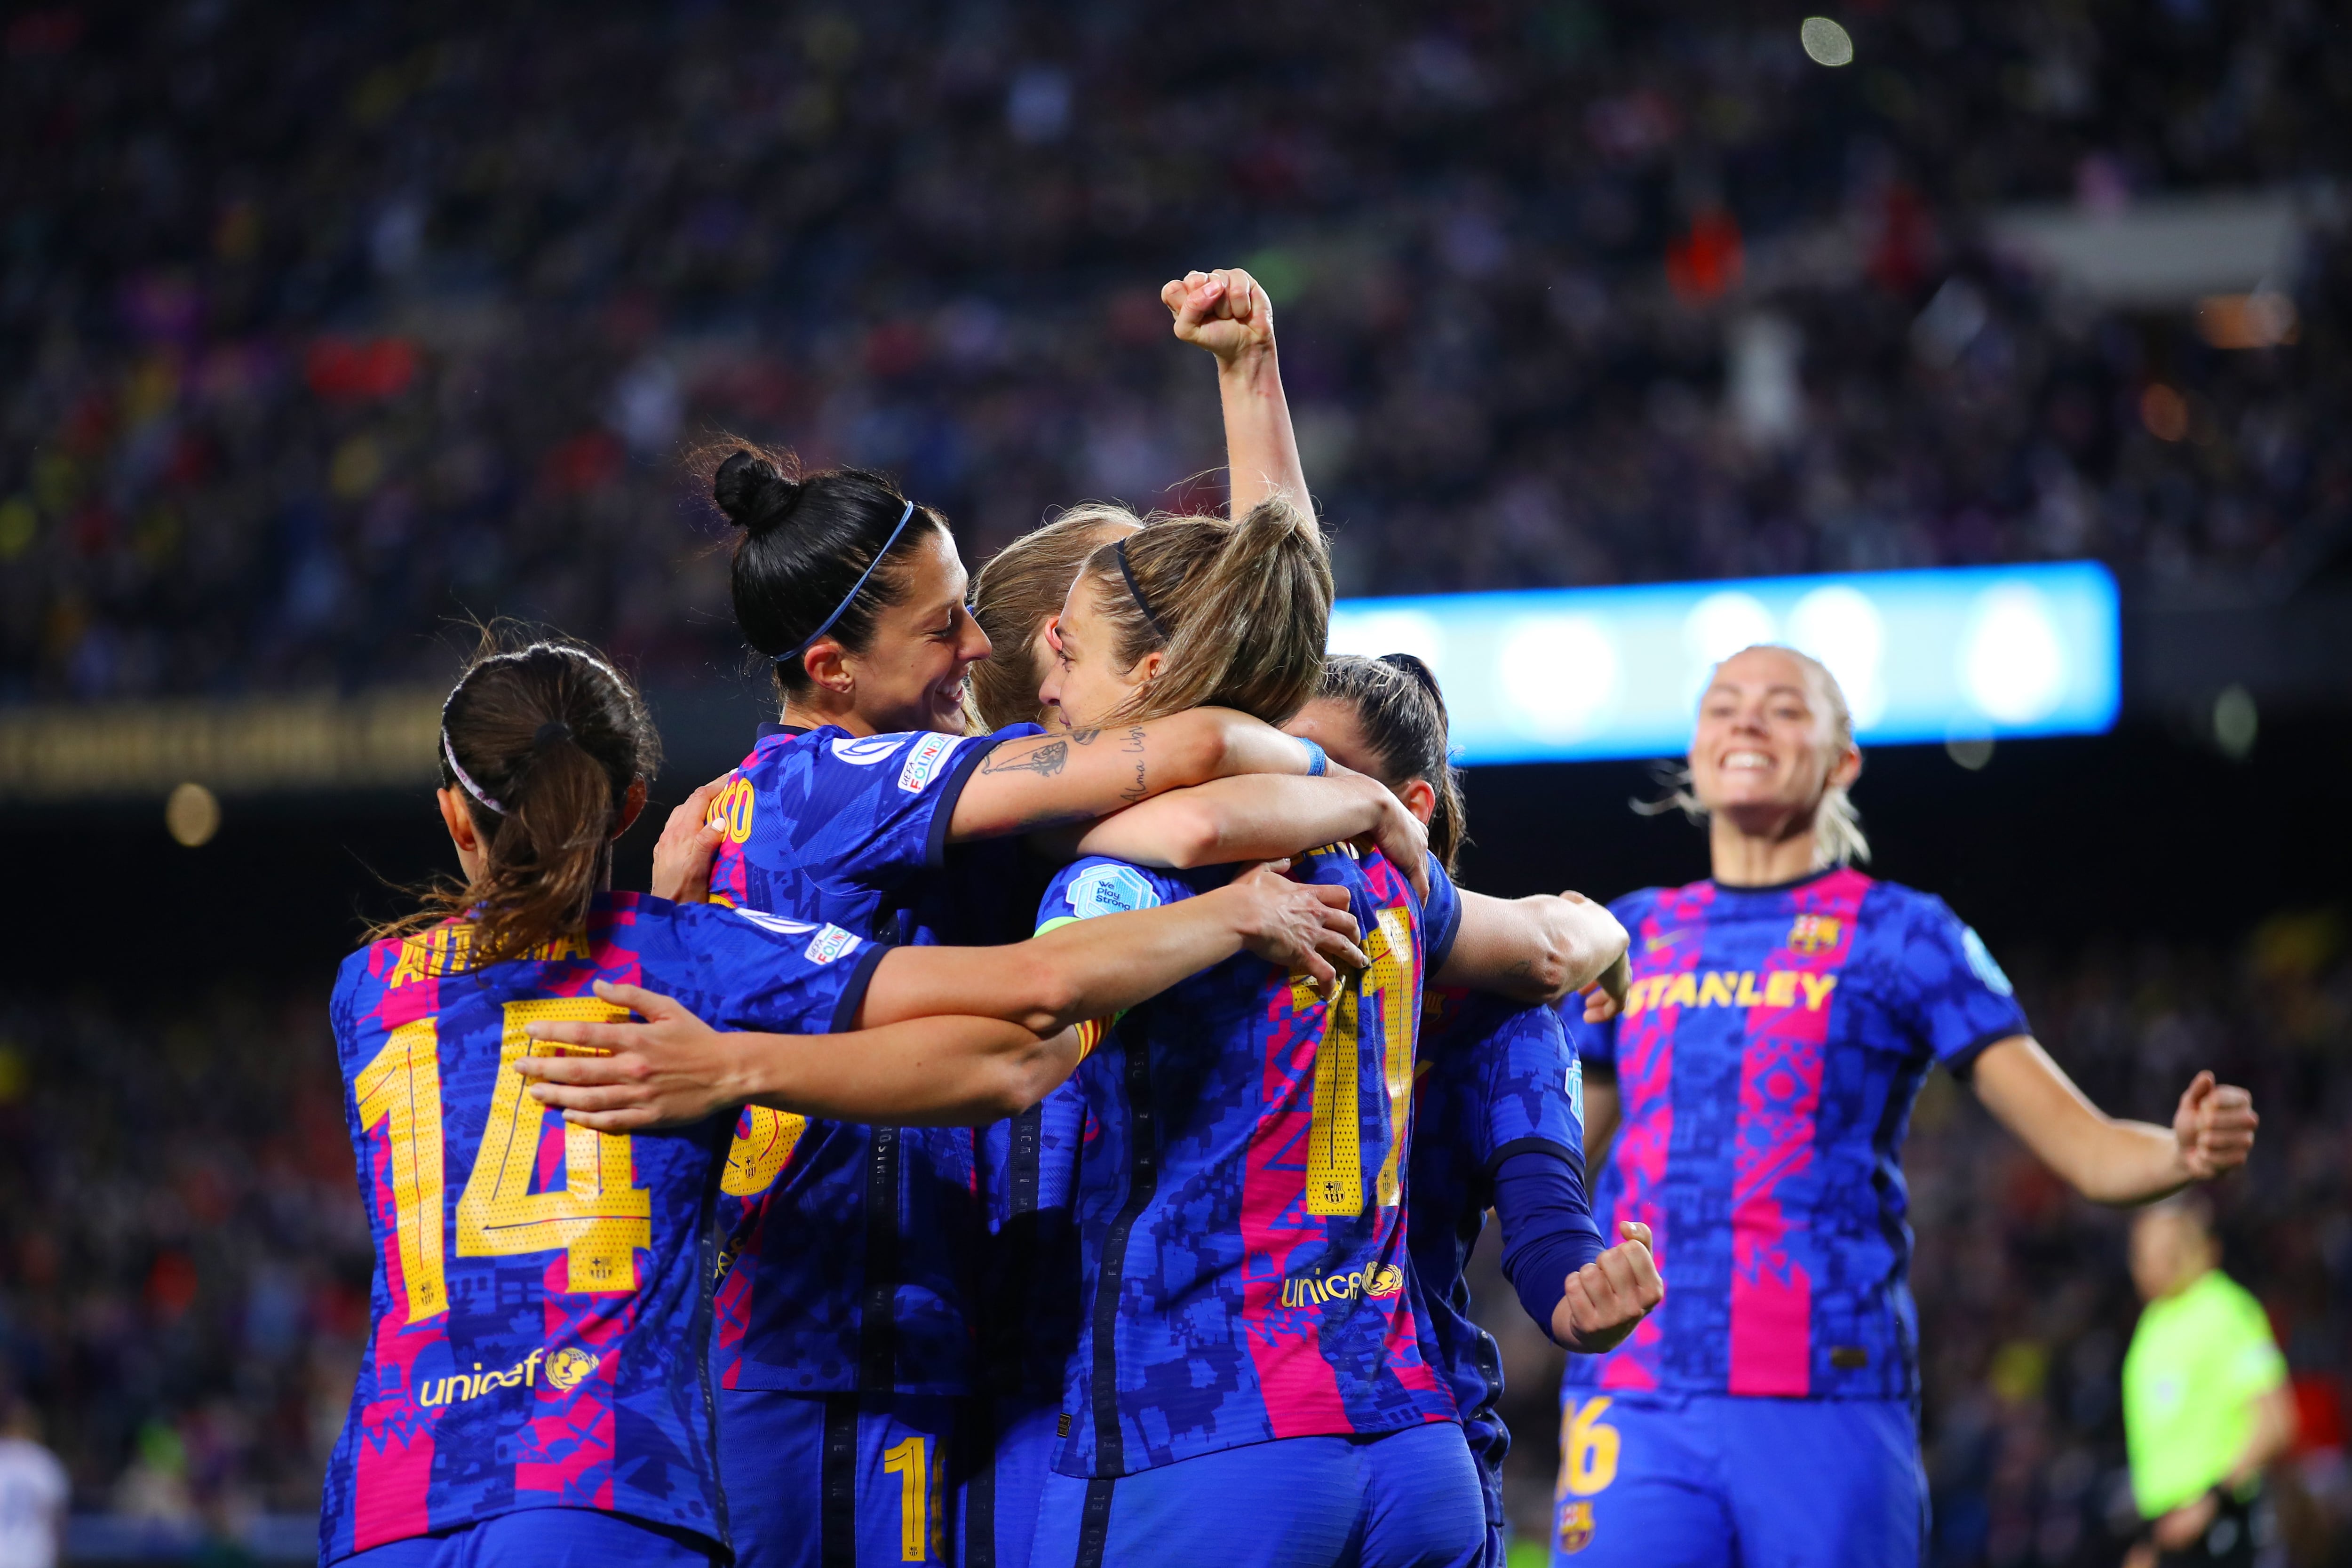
[1162,267,1277,368]
[1554,1222,1664,1355]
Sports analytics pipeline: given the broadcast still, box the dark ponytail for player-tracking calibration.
[374,630,660,968]
[695,440,950,700]
[1316,653,1469,874]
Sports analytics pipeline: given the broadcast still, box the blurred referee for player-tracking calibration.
[2122,1194,2297,1568]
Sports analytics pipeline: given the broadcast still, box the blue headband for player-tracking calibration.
[774,499,918,664]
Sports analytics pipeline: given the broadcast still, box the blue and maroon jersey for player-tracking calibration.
[703,721,1038,1396]
[1566,868,2029,1401]
[1408,989,1592,1488]
[1035,847,1465,1477]
[319,892,883,1560]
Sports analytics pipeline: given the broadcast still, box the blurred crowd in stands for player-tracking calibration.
[3,0,2350,703]
[1,911,2347,1565]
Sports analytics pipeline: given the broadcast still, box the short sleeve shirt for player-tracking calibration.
[1037,848,1463,1476]
[1570,868,2029,1401]
[320,893,882,1560]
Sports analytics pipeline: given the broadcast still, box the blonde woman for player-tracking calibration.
[1550,644,2259,1568]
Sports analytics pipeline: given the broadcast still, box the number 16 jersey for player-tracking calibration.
[319,892,886,1561]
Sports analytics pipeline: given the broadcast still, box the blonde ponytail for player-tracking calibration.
[1081,496,1332,727]
[967,506,1143,732]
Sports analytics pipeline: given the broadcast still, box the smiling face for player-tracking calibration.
[825,525,992,735]
[1687,646,1860,836]
[1038,574,1164,731]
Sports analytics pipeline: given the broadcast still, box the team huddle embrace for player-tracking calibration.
[318,271,2257,1568]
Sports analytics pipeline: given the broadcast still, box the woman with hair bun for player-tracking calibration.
[1550,643,2262,1568]
[321,633,1369,1568]
[599,264,1445,1568]
[1287,653,1661,1568]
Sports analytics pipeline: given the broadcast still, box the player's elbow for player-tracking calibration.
[1170,708,1244,787]
[1556,908,1629,998]
[1145,799,1230,869]
[1010,953,1086,1035]
[973,1031,1076,1120]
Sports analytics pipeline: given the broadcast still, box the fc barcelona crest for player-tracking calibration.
[1787,914,1842,955]
[1557,1501,1596,1553]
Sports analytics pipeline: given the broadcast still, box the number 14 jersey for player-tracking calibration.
[319,892,884,1561]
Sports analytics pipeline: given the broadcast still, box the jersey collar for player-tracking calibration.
[1709,865,1851,897]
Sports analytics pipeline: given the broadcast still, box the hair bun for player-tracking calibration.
[712,449,802,533]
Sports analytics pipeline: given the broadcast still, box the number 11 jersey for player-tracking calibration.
[319,892,885,1561]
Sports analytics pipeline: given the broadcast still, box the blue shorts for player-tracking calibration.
[1548,1392,1925,1567]
[719,1388,956,1568]
[1032,1423,1485,1568]
[1466,1433,1506,1568]
[340,1509,718,1568]
[955,1397,1060,1568]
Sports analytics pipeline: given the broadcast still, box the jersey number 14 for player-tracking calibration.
[355,999,654,1323]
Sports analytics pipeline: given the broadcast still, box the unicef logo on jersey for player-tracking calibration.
[544,1347,599,1392]
[1280,1264,1404,1308]
[1961,926,2014,996]
[415,1345,598,1409]
[830,736,905,766]
[1068,864,1160,920]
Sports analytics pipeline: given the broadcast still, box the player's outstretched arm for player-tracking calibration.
[517,980,1073,1129]
[1971,1040,2257,1204]
[947,709,1323,840]
[517,868,1363,1127]
[1067,768,1430,896]
[1163,266,1311,526]
[864,861,1367,1028]
[1552,1223,1665,1354]
[1436,890,1629,1005]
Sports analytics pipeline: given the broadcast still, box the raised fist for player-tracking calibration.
[1161,267,1276,367]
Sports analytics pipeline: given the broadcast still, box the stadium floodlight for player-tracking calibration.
[1800,16,1855,67]
[1327,563,2122,766]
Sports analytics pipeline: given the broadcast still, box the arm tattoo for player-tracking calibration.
[1118,727,1148,803]
[1069,728,1101,745]
[982,740,1069,778]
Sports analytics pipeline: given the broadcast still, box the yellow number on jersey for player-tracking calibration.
[454,999,652,1293]
[882,1434,944,1562]
[355,1019,447,1323]
[1366,909,1418,1210]
[1303,907,1420,1217]
[722,1106,809,1197]
[1559,1397,1621,1497]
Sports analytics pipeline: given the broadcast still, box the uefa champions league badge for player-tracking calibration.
[1069,863,1160,920]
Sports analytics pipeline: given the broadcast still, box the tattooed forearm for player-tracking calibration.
[1116,726,1149,801]
[983,740,1069,777]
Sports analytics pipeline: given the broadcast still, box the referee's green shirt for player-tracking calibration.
[2122,1268,2287,1517]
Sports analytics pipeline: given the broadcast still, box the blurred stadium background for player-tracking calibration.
[4,0,2352,1562]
